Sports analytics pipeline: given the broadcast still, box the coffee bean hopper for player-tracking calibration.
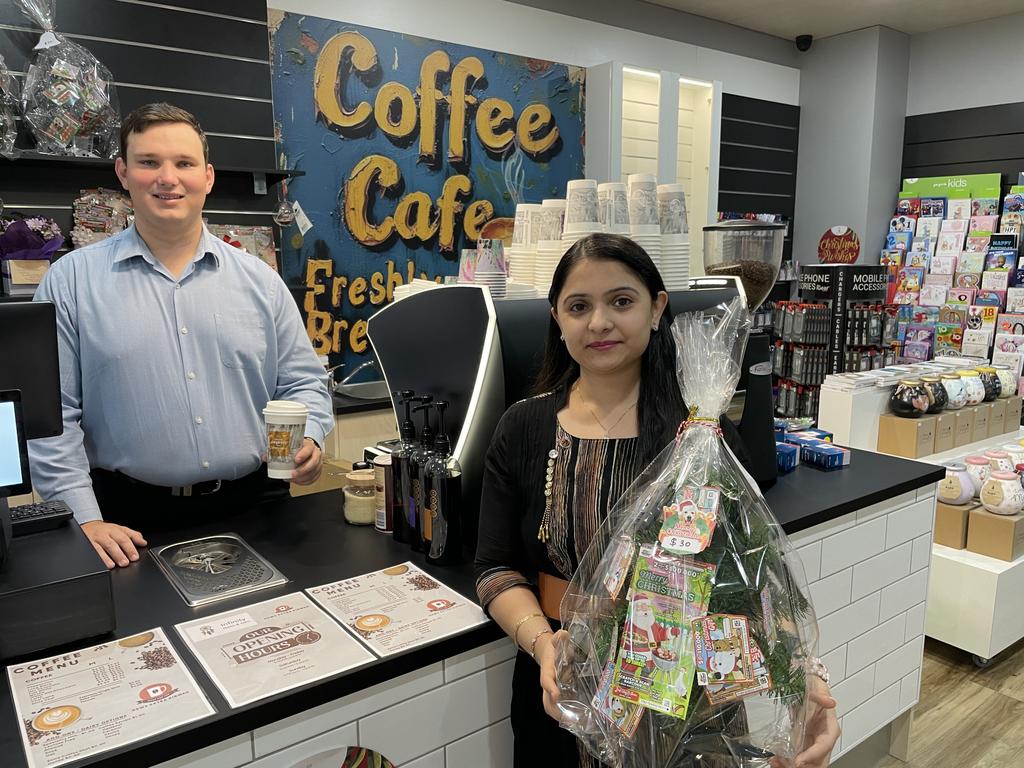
[699,219,787,489]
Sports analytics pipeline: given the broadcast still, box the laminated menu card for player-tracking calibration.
[175,592,374,708]
[6,628,214,768]
[307,562,488,657]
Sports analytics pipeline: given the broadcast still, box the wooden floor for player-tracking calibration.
[835,636,1024,768]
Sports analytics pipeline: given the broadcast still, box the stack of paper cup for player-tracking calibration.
[534,239,564,296]
[598,182,630,234]
[563,179,602,238]
[658,183,690,289]
[541,199,567,241]
[507,203,540,284]
[473,239,507,297]
[627,173,662,266]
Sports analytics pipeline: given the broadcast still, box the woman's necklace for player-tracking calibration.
[573,381,638,438]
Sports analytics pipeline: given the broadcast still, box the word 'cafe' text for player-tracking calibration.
[304,258,442,355]
[314,31,560,252]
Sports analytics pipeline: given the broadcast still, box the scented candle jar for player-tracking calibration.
[992,364,1017,398]
[976,366,1002,402]
[937,462,974,506]
[941,374,967,409]
[1002,444,1024,468]
[980,471,1024,516]
[919,375,948,413]
[958,370,986,405]
[964,455,991,496]
[889,380,930,418]
[985,449,1015,473]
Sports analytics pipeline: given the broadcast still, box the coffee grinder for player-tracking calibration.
[698,219,786,489]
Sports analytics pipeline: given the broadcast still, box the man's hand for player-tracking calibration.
[81,520,147,570]
[291,437,323,485]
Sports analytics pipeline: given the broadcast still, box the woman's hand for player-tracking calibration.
[772,678,840,768]
[536,629,570,722]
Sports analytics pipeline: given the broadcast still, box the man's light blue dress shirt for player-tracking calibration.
[28,224,334,523]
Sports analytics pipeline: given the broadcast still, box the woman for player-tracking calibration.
[474,234,838,767]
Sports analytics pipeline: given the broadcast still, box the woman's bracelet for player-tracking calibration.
[511,612,544,648]
[809,657,830,685]
[529,628,553,661]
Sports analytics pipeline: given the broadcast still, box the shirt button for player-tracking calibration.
[195,416,204,424]
[187,372,196,380]
[201,461,210,469]
[175,284,181,290]
[180,326,188,335]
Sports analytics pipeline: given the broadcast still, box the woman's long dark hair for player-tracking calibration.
[531,233,684,463]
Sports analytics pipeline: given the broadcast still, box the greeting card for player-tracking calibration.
[947,198,972,220]
[982,270,1011,291]
[955,272,982,289]
[936,231,964,256]
[920,197,947,218]
[1007,287,1024,313]
[930,254,957,275]
[970,215,999,234]
[947,288,976,305]
[975,289,1006,308]
[958,251,986,274]
[939,304,968,325]
[941,218,969,234]
[967,305,999,331]
[925,272,953,288]
[972,198,1000,217]
[880,249,903,267]
[918,285,947,306]
[997,313,1024,335]
[905,250,930,269]
[886,231,912,251]
[896,197,921,217]
[1001,212,1023,235]
[965,235,991,253]
[916,216,942,241]
[890,215,917,233]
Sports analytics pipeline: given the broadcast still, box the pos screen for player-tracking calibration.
[0,390,32,497]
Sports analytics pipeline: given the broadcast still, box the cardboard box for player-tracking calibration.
[776,442,799,473]
[967,508,1024,562]
[990,399,1007,436]
[955,407,976,447]
[799,441,851,470]
[877,414,936,459]
[934,412,956,454]
[973,403,992,441]
[1006,395,1023,432]
[934,501,974,549]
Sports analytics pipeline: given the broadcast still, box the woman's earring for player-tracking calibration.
[651,325,659,332]
[560,335,565,341]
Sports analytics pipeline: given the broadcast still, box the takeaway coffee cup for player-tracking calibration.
[263,400,309,479]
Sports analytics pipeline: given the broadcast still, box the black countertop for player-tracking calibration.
[0,448,943,767]
[333,392,391,416]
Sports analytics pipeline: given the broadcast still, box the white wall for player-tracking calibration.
[268,0,799,105]
[793,28,881,263]
[907,11,1024,115]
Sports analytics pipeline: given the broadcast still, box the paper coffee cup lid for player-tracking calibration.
[264,400,309,415]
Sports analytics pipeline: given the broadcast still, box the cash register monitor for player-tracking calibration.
[0,301,63,439]
[0,391,32,498]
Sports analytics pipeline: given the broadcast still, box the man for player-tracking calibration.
[29,103,333,569]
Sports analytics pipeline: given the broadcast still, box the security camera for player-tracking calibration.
[795,34,813,52]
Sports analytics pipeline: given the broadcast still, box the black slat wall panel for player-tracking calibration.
[717,94,800,264]
[0,0,269,60]
[902,103,1024,198]
[0,0,279,282]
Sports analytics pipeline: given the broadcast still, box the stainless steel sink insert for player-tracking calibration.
[151,533,288,606]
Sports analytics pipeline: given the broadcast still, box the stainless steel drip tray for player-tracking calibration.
[151,533,288,607]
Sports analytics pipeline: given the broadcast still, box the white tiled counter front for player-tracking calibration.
[790,486,936,761]
[156,639,518,768]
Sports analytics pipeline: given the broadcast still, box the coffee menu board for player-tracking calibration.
[6,628,214,768]
[174,591,375,708]
[307,562,488,657]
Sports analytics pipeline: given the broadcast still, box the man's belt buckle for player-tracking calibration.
[171,480,222,497]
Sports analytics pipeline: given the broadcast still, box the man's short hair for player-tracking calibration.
[120,103,209,163]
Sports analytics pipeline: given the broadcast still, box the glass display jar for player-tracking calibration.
[919,375,948,414]
[992,364,1017,398]
[889,380,929,418]
[980,471,1024,516]
[937,462,974,506]
[343,470,377,525]
[964,455,991,497]
[940,373,967,410]
[976,366,1002,402]
[957,370,986,405]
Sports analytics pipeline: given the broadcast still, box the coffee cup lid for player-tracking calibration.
[264,400,309,415]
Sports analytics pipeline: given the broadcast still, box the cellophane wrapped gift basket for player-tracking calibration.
[15,0,120,158]
[555,295,819,767]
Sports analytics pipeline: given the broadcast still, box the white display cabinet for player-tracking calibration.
[585,62,721,274]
